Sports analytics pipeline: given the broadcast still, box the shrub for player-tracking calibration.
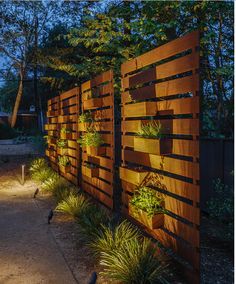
[100,237,168,284]
[91,220,140,257]
[53,185,78,203]
[78,112,93,123]
[137,120,162,139]
[130,186,166,217]
[29,158,48,174]
[55,193,91,219]
[58,155,71,167]
[41,175,65,193]
[77,130,104,147]
[0,123,17,139]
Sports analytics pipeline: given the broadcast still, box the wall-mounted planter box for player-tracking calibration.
[85,146,106,157]
[57,148,68,156]
[83,97,102,109]
[119,167,148,186]
[82,165,99,178]
[60,133,72,140]
[133,137,172,155]
[129,204,164,230]
[59,165,71,173]
[78,123,90,132]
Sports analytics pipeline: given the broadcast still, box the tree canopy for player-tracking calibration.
[0,0,233,137]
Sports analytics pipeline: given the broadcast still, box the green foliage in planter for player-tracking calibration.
[60,127,72,134]
[56,193,91,219]
[91,220,140,257]
[77,129,104,147]
[78,111,93,123]
[29,158,48,174]
[130,186,165,217]
[56,138,68,148]
[84,162,97,169]
[137,120,162,139]
[100,237,169,284]
[58,155,71,167]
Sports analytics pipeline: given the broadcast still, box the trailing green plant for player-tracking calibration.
[60,127,72,133]
[58,155,71,167]
[77,130,104,147]
[130,186,165,217]
[56,139,68,148]
[100,237,169,284]
[91,220,140,257]
[78,111,93,123]
[55,193,91,219]
[29,158,48,174]
[137,120,162,139]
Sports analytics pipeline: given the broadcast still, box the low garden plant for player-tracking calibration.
[100,237,169,284]
[130,186,166,217]
[55,193,91,219]
[137,120,162,139]
[29,158,48,174]
[31,166,55,183]
[77,130,104,147]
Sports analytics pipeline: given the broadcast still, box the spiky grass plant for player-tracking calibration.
[77,130,104,147]
[78,111,93,123]
[91,220,140,257]
[29,158,48,174]
[55,193,91,219]
[31,166,54,183]
[100,237,169,284]
[41,175,66,193]
[53,185,78,203]
[76,205,110,248]
[137,120,162,139]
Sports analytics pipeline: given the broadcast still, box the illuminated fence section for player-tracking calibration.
[45,96,60,171]
[120,31,200,282]
[79,70,115,209]
[57,87,80,185]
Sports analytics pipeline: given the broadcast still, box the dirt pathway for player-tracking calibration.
[0,157,77,284]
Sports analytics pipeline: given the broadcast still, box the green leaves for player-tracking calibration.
[137,121,162,139]
[58,155,71,167]
[77,129,104,147]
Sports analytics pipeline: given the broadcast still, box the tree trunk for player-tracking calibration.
[10,69,24,128]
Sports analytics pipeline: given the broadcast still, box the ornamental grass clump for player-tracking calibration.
[130,186,165,217]
[137,120,162,139]
[55,193,91,219]
[41,175,67,193]
[29,158,48,174]
[77,130,104,147]
[100,237,169,284]
[91,220,140,257]
[31,166,54,183]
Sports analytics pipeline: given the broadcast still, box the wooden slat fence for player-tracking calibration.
[120,30,200,282]
[79,70,115,209]
[45,31,200,283]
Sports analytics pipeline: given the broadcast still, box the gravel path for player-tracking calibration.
[0,157,77,284]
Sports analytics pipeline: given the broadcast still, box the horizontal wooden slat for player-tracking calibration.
[122,96,199,117]
[122,149,199,180]
[60,87,79,100]
[121,118,199,136]
[121,31,199,75]
[82,175,113,195]
[82,181,113,209]
[57,114,77,123]
[82,153,113,170]
[122,52,199,90]
[122,75,199,104]
[61,96,77,108]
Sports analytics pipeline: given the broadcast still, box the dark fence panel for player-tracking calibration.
[200,138,234,211]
